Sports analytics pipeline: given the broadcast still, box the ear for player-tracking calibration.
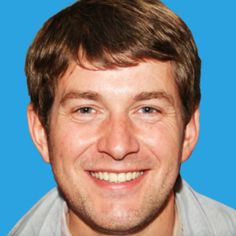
[27,104,50,163]
[181,108,200,163]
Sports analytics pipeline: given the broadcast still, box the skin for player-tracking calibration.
[28,60,199,236]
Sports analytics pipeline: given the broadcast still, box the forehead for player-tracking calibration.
[56,60,179,102]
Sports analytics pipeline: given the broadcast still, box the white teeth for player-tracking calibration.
[118,173,126,182]
[126,172,132,181]
[99,172,103,180]
[103,172,109,181]
[110,173,117,182]
[90,171,144,183]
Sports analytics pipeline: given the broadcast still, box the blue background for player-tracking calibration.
[1,1,235,235]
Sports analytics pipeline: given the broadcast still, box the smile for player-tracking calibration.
[90,171,144,183]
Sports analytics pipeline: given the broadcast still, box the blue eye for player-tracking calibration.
[77,107,95,114]
[140,107,158,113]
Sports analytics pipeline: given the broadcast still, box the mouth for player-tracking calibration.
[89,171,144,184]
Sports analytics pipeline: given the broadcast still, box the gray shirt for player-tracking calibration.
[8,178,236,236]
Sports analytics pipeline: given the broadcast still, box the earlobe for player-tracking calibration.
[181,108,200,163]
[27,104,50,163]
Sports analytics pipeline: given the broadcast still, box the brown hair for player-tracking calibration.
[26,0,201,130]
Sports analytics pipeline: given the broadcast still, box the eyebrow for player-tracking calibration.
[60,91,101,104]
[60,90,174,106]
[133,91,174,105]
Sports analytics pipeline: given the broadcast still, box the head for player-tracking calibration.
[27,0,201,235]
[26,0,200,131]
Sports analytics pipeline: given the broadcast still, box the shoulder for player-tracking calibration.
[175,178,236,236]
[194,189,236,232]
[8,188,66,236]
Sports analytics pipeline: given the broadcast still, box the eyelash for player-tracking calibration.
[74,107,96,114]
[70,105,162,124]
[138,106,161,114]
[74,106,160,113]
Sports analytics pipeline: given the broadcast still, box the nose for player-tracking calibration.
[97,115,140,160]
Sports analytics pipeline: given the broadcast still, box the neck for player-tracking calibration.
[68,192,177,236]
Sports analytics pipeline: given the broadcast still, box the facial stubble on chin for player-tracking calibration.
[56,179,175,236]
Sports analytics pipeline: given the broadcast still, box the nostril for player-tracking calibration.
[97,117,139,160]
[97,134,139,160]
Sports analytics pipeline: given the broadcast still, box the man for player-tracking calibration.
[9,0,236,235]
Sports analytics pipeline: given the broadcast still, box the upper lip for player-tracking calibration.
[87,169,149,173]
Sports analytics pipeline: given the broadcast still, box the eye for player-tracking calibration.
[139,106,160,114]
[75,107,96,114]
[70,106,98,122]
[134,106,163,123]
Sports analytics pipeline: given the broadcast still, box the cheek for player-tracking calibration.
[138,121,183,162]
[49,121,98,164]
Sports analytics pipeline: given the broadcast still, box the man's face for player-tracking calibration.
[29,60,199,234]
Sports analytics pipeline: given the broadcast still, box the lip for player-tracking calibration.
[86,169,149,190]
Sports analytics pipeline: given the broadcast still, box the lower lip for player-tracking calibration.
[88,172,147,190]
